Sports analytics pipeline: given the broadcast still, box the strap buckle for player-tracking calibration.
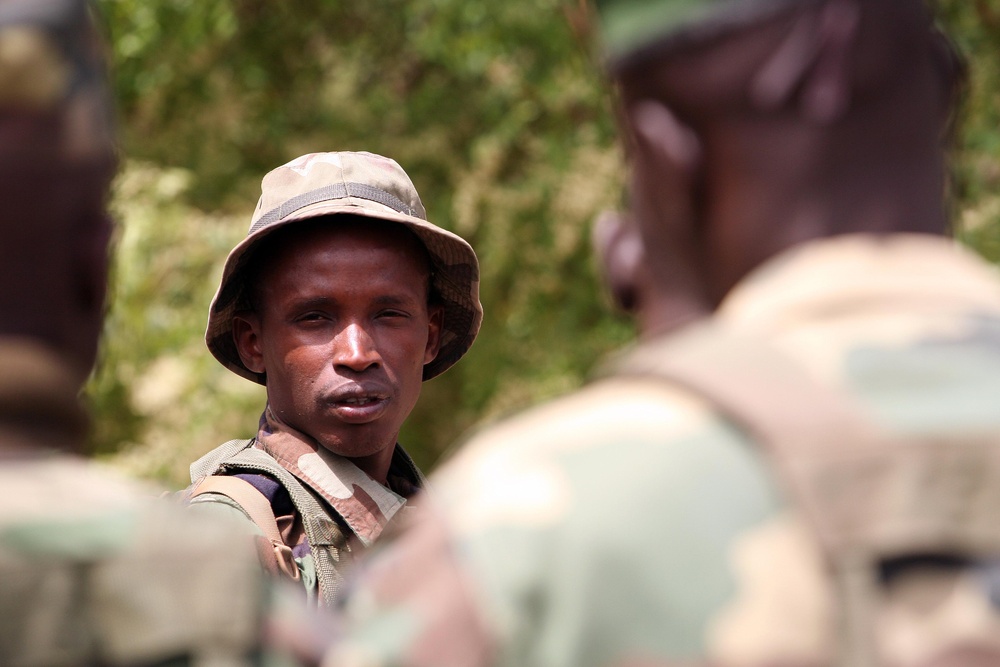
[273,542,301,582]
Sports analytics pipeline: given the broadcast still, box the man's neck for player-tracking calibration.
[345,446,397,487]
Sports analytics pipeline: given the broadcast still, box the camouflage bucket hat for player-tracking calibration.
[206,151,483,383]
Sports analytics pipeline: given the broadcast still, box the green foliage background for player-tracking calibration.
[89,0,1000,489]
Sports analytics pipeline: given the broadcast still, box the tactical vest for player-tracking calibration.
[187,438,351,607]
[615,322,1000,667]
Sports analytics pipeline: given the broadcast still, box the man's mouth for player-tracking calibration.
[327,388,391,423]
[340,396,380,406]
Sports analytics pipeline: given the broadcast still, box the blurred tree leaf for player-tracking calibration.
[91,0,1000,487]
[92,0,632,485]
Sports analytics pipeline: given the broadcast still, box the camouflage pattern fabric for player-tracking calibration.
[0,340,331,666]
[189,405,423,606]
[329,233,1000,666]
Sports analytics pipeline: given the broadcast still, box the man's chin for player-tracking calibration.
[314,427,397,462]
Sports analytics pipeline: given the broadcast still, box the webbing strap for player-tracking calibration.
[618,323,883,462]
[190,475,282,544]
[617,322,889,546]
[617,321,1000,667]
[189,475,300,582]
[223,448,349,604]
[190,438,254,482]
[190,438,350,606]
[248,182,421,235]
[616,322,888,667]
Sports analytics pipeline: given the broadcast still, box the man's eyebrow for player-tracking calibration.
[287,294,420,309]
[372,294,421,307]
[286,296,334,311]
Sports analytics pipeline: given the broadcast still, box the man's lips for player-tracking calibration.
[338,395,381,406]
[325,387,391,423]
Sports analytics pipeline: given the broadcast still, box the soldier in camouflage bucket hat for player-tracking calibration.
[206,151,482,383]
[326,2,1000,666]
[187,151,482,607]
[0,1,335,664]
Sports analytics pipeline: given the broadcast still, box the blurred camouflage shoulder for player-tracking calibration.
[333,374,784,667]
[0,454,280,665]
[331,234,1000,667]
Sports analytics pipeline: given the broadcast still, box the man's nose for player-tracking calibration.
[333,322,380,372]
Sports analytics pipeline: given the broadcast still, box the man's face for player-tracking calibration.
[234,221,443,468]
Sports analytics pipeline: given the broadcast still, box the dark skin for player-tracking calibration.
[233,220,443,485]
[0,17,117,457]
[592,210,703,337]
[609,0,957,329]
[0,105,115,388]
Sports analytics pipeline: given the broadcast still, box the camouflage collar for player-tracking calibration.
[717,233,1000,329]
[254,407,422,547]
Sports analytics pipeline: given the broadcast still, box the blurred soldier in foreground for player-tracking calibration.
[185,151,482,606]
[328,0,1000,665]
[0,1,326,663]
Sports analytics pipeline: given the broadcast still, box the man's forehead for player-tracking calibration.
[265,218,430,266]
[259,226,433,306]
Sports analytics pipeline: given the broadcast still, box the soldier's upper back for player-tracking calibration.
[431,234,1000,666]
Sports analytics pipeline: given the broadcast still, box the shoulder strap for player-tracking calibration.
[188,475,300,582]
[616,323,882,463]
[190,439,350,606]
[190,438,255,483]
[616,321,1000,554]
[616,323,884,545]
[615,321,1000,667]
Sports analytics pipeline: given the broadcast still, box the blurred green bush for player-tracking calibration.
[89,0,1000,488]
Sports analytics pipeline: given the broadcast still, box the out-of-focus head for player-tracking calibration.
[0,0,117,385]
[594,0,816,67]
[591,0,963,307]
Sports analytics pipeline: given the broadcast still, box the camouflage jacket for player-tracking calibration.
[0,340,325,666]
[188,406,424,607]
[328,234,1000,667]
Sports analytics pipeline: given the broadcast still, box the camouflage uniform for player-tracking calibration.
[329,234,1000,666]
[0,346,324,665]
[188,151,482,607]
[188,409,425,607]
[0,2,331,663]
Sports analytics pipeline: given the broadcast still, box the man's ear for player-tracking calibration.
[232,313,265,375]
[423,304,445,366]
[592,211,647,313]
